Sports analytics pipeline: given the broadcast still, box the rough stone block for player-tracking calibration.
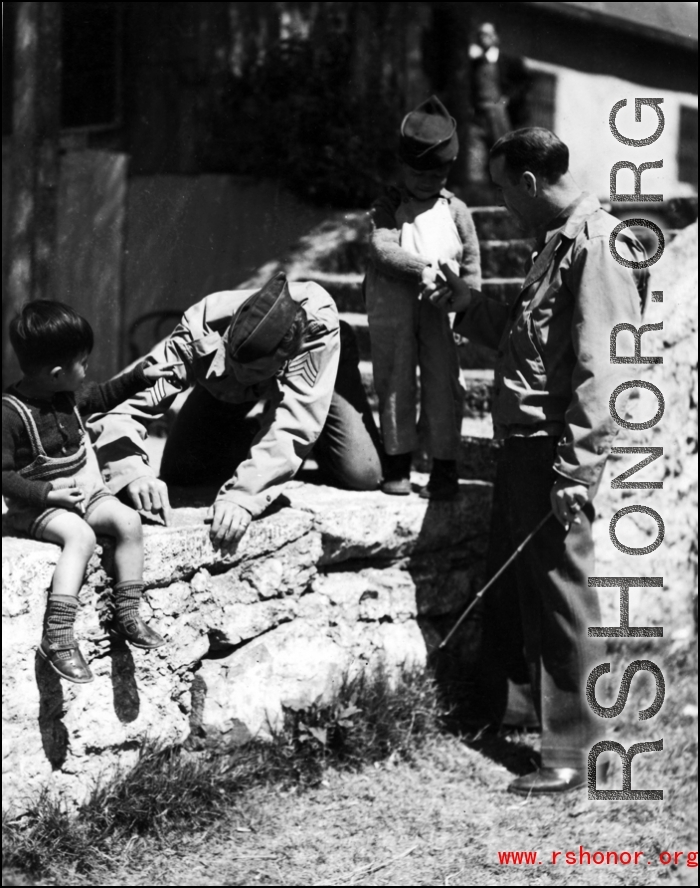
[283,481,492,565]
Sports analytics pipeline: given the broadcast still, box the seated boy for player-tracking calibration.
[2,300,179,683]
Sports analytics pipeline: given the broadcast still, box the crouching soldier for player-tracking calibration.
[89,273,383,553]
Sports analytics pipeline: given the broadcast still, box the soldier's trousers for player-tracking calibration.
[480,436,604,770]
[160,322,383,492]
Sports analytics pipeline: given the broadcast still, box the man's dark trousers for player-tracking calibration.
[160,322,383,492]
[482,436,602,770]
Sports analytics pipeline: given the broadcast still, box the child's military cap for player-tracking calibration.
[227,272,297,363]
[399,95,459,170]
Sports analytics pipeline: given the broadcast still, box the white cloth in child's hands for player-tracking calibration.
[398,196,463,267]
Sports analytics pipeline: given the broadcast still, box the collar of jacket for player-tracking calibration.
[206,339,228,378]
[469,44,500,63]
[521,192,600,290]
[399,185,454,203]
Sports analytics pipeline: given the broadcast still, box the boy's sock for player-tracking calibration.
[45,595,79,647]
[111,580,165,649]
[114,580,144,623]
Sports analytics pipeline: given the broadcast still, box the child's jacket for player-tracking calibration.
[367,186,481,288]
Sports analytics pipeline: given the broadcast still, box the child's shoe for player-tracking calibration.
[419,458,459,500]
[381,452,412,496]
[110,613,166,649]
[38,637,94,683]
[111,581,166,649]
[39,595,93,682]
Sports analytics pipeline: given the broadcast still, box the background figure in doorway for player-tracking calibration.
[469,22,530,147]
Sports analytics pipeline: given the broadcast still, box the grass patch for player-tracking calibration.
[2,665,446,880]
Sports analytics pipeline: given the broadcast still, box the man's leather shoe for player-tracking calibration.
[508,767,586,795]
[110,614,166,649]
[38,637,94,684]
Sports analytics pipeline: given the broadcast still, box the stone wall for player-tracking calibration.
[592,223,698,635]
[2,480,491,813]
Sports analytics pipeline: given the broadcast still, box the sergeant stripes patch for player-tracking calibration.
[283,350,320,388]
[152,377,169,404]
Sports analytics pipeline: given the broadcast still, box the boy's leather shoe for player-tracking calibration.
[508,767,586,795]
[38,638,94,684]
[419,477,459,500]
[381,452,412,496]
[419,459,459,500]
[110,614,166,649]
[381,477,412,495]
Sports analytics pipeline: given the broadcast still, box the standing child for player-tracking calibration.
[2,301,181,683]
[365,95,481,498]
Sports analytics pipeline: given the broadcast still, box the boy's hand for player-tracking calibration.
[421,266,438,288]
[143,361,185,384]
[429,262,473,313]
[47,486,86,509]
[419,267,436,300]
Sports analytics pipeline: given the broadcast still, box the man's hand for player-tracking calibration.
[427,261,474,313]
[125,476,172,525]
[550,477,589,530]
[208,501,252,556]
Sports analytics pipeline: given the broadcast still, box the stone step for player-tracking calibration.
[480,239,533,278]
[285,207,523,278]
[299,272,523,315]
[359,361,494,418]
[413,433,500,483]
[296,272,364,313]
[470,206,523,241]
[342,311,503,372]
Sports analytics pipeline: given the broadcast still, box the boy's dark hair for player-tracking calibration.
[9,300,94,373]
[490,128,569,183]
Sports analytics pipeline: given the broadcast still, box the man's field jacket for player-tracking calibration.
[455,194,649,488]
[88,282,340,517]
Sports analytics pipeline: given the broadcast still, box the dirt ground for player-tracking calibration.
[49,740,697,888]
[40,638,697,888]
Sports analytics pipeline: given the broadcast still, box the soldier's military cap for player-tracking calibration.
[399,95,459,170]
[227,272,298,363]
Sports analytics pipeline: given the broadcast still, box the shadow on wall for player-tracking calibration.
[124,176,331,341]
[35,637,141,771]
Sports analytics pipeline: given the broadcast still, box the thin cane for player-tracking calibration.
[438,508,555,651]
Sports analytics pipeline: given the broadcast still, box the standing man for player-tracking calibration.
[429,128,648,794]
[89,273,382,554]
[469,22,530,148]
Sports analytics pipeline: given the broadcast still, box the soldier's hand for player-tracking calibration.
[550,478,589,531]
[208,501,252,556]
[428,262,474,313]
[125,476,172,526]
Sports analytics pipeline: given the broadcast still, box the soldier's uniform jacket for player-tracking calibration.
[455,193,649,488]
[88,281,340,517]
